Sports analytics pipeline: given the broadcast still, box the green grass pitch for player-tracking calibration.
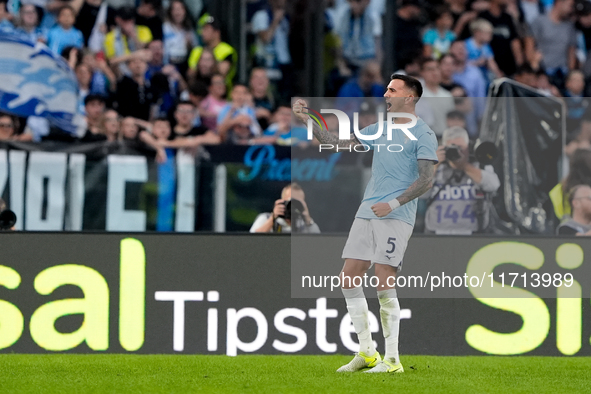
[1,355,591,394]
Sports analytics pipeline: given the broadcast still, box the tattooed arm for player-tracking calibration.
[292,99,360,151]
[396,160,436,205]
[371,159,436,217]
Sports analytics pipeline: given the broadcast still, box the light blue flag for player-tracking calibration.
[0,31,81,134]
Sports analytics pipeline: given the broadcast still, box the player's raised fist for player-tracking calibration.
[292,99,309,122]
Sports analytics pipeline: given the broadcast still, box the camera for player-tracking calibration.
[0,209,17,230]
[278,199,305,221]
[445,144,462,162]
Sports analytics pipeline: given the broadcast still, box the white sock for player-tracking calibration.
[342,287,376,356]
[377,289,400,363]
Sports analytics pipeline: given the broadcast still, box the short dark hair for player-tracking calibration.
[117,6,136,21]
[390,73,423,102]
[153,116,170,123]
[84,94,106,106]
[188,81,209,98]
[420,57,437,70]
[446,110,465,120]
[176,100,195,108]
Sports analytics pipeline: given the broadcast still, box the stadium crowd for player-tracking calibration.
[1,0,591,233]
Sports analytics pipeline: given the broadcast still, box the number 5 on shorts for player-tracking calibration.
[386,237,396,253]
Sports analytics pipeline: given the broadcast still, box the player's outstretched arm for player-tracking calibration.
[371,159,435,217]
[292,99,360,152]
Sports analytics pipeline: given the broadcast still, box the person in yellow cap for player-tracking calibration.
[187,16,237,90]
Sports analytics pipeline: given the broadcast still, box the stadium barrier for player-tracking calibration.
[0,143,360,232]
[0,233,589,356]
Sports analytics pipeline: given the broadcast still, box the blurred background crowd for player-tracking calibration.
[1,0,591,233]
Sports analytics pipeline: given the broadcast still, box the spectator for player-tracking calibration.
[0,0,14,32]
[217,84,261,144]
[418,57,456,136]
[104,7,153,64]
[120,116,139,141]
[530,0,576,89]
[81,94,106,142]
[135,0,163,41]
[337,60,383,98]
[144,102,220,151]
[115,57,156,120]
[187,80,209,119]
[425,126,500,234]
[450,40,488,98]
[336,60,383,117]
[394,55,422,77]
[190,47,218,86]
[81,49,118,96]
[392,0,424,71]
[567,107,591,157]
[250,183,320,233]
[536,69,562,97]
[188,17,237,90]
[439,53,463,92]
[47,6,84,55]
[513,63,538,89]
[466,19,503,81]
[75,63,94,113]
[478,0,523,77]
[73,0,116,50]
[550,148,591,219]
[252,0,293,99]
[199,74,227,131]
[0,113,16,141]
[250,67,275,130]
[100,109,120,142]
[423,5,456,59]
[163,0,197,73]
[260,105,309,146]
[564,70,588,138]
[146,39,167,75]
[171,100,211,139]
[446,110,467,129]
[447,0,476,37]
[16,4,46,43]
[557,184,591,235]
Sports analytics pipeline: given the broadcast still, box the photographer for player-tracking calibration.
[250,183,320,233]
[424,127,500,234]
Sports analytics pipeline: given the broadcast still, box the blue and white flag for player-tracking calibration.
[0,31,81,134]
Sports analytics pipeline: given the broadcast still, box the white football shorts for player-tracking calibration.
[341,218,413,270]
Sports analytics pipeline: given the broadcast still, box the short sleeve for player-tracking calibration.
[251,10,270,34]
[423,29,436,45]
[250,213,272,232]
[416,129,439,162]
[483,44,494,59]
